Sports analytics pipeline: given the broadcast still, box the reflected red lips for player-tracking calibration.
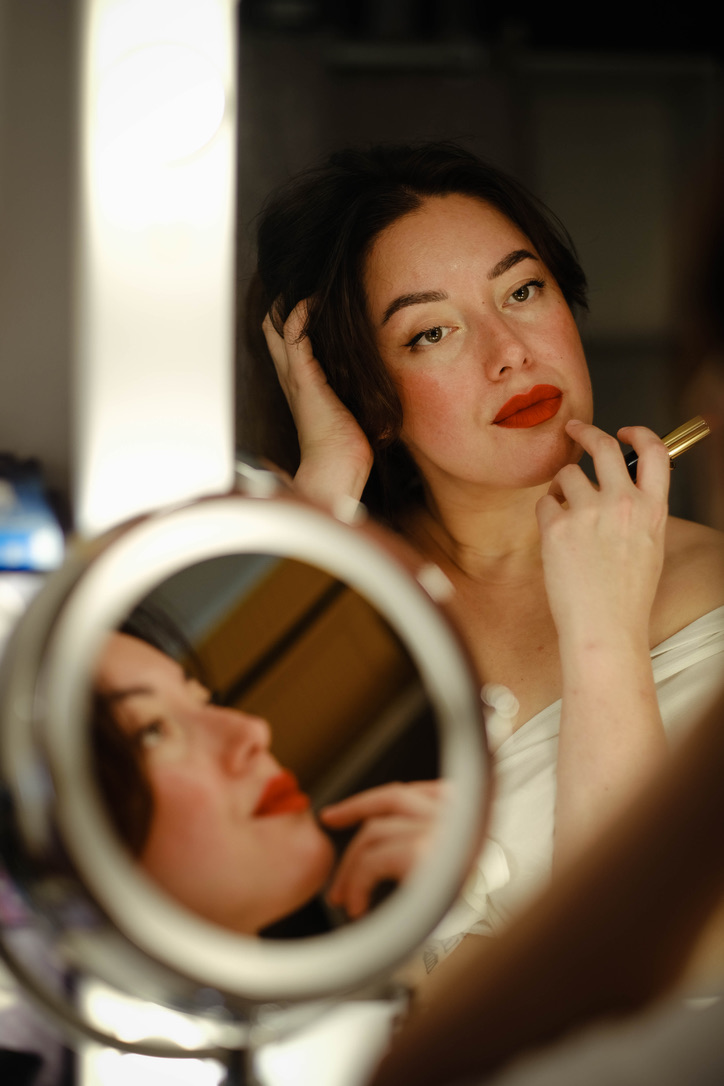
[493,384,563,429]
[254,771,310,817]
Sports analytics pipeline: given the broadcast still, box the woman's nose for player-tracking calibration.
[210,706,272,774]
[480,315,529,379]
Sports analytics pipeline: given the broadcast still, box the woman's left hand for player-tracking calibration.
[536,419,671,648]
[319,780,445,919]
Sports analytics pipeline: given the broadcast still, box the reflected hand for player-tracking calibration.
[319,780,445,919]
[536,419,670,648]
[262,300,374,507]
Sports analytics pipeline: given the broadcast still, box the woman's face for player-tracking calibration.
[95,633,335,934]
[365,194,593,497]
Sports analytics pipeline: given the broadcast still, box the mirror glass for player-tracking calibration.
[90,552,439,939]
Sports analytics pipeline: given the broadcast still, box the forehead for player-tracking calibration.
[364,194,531,301]
[96,632,179,692]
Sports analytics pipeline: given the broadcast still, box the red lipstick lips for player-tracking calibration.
[254,771,310,817]
[493,384,563,429]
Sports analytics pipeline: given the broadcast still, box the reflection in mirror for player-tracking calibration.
[91,553,440,941]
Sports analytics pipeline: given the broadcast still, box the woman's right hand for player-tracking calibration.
[319,780,445,919]
[536,419,670,649]
[262,300,374,509]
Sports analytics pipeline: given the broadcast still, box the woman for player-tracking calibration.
[93,627,443,935]
[243,141,724,934]
[367,141,724,1086]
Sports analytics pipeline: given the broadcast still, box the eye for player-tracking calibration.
[405,325,453,350]
[507,279,545,304]
[134,720,165,750]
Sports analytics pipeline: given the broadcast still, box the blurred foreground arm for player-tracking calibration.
[369,688,724,1086]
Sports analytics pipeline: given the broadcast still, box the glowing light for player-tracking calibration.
[75,0,236,536]
[255,1002,398,1086]
[92,1048,225,1086]
[87,986,207,1046]
[96,44,225,165]
[28,525,65,570]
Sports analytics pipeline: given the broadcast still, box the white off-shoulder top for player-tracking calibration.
[431,607,724,951]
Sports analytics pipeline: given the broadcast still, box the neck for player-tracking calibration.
[410,478,549,581]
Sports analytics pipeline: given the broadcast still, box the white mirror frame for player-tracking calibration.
[0,492,488,1052]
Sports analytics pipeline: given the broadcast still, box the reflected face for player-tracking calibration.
[95,633,335,934]
[365,194,593,495]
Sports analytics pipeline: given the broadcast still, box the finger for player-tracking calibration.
[543,476,566,507]
[545,461,596,508]
[327,824,426,917]
[332,817,416,879]
[282,298,310,344]
[617,425,671,501]
[262,310,283,355]
[262,310,292,382]
[320,781,442,827]
[261,311,277,338]
[564,419,632,485]
[327,819,409,910]
[283,318,322,393]
[323,781,436,821]
[536,490,566,531]
[263,300,322,415]
[263,299,311,368]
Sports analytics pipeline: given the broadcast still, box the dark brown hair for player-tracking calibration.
[91,606,209,857]
[241,141,588,520]
[92,693,153,856]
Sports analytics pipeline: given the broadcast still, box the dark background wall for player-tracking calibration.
[235,1,724,522]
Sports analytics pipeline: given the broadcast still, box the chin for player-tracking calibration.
[266,824,336,928]
[525,430,583,484]
[299,824,336,899]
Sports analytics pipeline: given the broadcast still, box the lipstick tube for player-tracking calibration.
[625,416,711,482]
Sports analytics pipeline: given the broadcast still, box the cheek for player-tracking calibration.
[142,768,231,868]
[553,309,588,372]
[396,369,472,445]
[567,345,593,421]
[287,815,335,882]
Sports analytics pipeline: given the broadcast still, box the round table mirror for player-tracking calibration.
[0,488,489,1056]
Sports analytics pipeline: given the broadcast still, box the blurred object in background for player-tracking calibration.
[0,454,63,662]
[0,455,65,573]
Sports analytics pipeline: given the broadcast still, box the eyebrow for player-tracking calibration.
[487,248,538,280]
[381,290,448,326]
[103,686,153,705]
[379,249,540,326]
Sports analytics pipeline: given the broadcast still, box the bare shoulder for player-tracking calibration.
[653,516,724,640]
[664,516,724,576]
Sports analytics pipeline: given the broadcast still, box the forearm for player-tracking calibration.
[554,623,667,866]
[536,421,671,866]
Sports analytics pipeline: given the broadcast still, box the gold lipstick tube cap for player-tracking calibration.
[662,415,711,461]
